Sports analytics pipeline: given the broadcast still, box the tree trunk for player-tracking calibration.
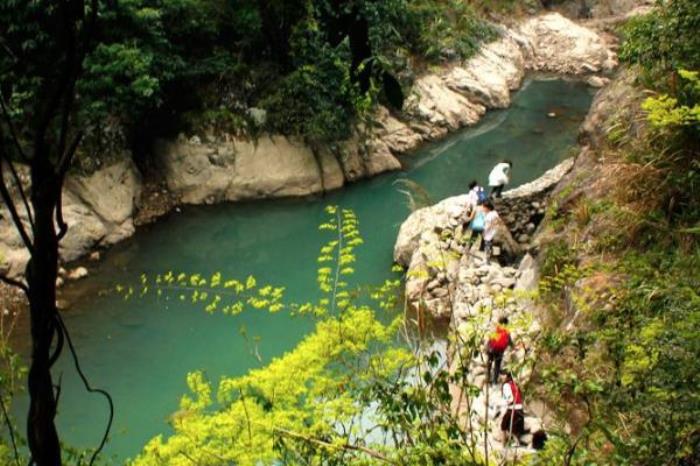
[26,156,62,466]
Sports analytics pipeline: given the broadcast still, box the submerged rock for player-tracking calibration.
[67,266,88,281]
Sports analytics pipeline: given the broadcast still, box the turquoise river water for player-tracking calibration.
[14,78,594,463]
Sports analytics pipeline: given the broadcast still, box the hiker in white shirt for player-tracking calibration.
[488,160,512,198]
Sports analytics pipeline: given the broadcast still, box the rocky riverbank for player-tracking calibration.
[157,13,615,206]
[393,158,572,319]
[393,172,552,456]
[390,157,574,458]
[0,13,615,284]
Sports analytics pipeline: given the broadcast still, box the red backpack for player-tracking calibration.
[489,326,510,352]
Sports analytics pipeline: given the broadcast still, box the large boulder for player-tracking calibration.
[405,75,485,139]
[0,158,142,278]
[445,32,528,109]
[156,135,345,204]
[394,194,472,267]
[520,13,617,75]
[64,157,142,246]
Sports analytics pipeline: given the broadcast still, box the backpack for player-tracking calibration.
[489,327,509,352]
[470,210,485,232]
[476,187,488,205]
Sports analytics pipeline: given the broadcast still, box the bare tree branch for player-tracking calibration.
[274,427,396,464]
[3,154,34,231]
[56,0,80,165]
[48,315,64,368]
[0,274,28,295]
[56,312,113,466]
[0,159,34,253]
[56,131,81,179]
[56,132,81,242]
[0,90,29,163]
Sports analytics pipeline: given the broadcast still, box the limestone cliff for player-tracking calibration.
[156,13,616,204]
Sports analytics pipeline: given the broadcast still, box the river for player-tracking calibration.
[13,77,594,463]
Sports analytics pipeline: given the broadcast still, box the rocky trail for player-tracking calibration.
[393,161,577,460]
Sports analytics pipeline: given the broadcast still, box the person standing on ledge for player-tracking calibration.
[467,180,488,207]
[488,160,512,198]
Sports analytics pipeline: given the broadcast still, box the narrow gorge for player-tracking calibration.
[2,1,696,464]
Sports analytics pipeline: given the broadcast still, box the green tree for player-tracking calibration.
[0,1,113,464]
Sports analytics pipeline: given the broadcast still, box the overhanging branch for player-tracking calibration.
[0,159,34,253]
[0,274,28,295]
[4,155,34,231]
[0,90,29,163]
[274,427,396,464]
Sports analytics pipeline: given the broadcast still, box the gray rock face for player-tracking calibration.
[156,135,345,205]
[515,253,539,292]
[0,13,616,279]
[63,158,142,247]
[157,13,616,205]
[396,159,573,264]
[0,158,142,279]
[519,13,617,75]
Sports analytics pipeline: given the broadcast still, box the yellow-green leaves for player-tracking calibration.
[179,371,212,412]
[122,206,419,465]
[313,206,364,315]
[642,69,700,128]
[131,307,408,466]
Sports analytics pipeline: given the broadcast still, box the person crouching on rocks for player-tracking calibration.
[500,372,527,444]
[486,316,511,385]
[488,159,512,198]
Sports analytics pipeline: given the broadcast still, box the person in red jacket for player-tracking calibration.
[500,372,526,442]
[486,316,511,385]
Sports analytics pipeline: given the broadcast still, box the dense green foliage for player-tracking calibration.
[532,3,700,464]
[620,0,700,79]
[2,0,497,158]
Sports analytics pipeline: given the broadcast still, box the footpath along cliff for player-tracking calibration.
[390,60,651,460]
[393,159,564,458]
